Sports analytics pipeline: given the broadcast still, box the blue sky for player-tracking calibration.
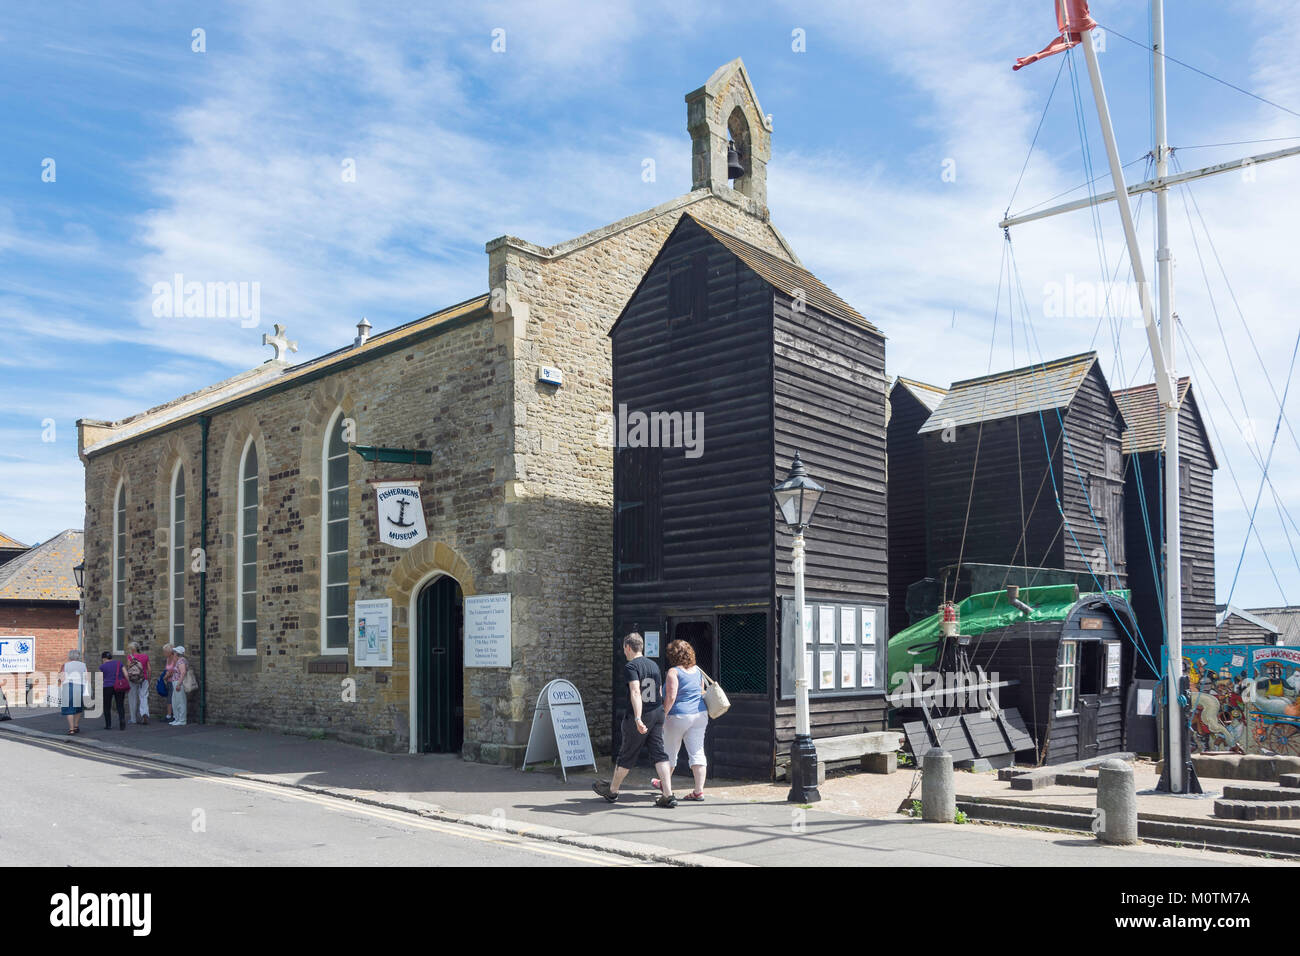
[3,0,1300,610]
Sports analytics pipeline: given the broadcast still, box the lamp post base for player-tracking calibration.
[787,733,821,803]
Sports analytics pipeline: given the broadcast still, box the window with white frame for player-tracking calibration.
[170,463,186,644]
[237,439,259,653]
[1055,640,1078,715]
[1104,640,1121,689]
[322,410,349,653]
[113,481,126,654]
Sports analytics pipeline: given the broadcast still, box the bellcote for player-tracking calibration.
[686,58,772,211]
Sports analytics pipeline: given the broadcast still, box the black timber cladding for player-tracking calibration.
[1114,380,1218,653]
[610,214,888,779]
[964,597,1136,765]
[916,353,1128,595]
[887,379,945,632]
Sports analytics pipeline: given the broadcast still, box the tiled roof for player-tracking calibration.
[1111,378,1192,455]
[690,216,877,332]
[0,529,83,602]
[1216,604,1281,634]
[82,295,491,456]
[1248,606,1300,645]
[894,377,947,413]
[918,352,1098,434]
[0,531,27,550]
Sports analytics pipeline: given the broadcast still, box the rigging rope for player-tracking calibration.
[1100,21,1300,122]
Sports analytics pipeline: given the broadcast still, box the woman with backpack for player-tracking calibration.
[125,641,150,725]
[98,651,128,731]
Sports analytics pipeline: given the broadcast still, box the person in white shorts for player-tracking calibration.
[657,639,710,801]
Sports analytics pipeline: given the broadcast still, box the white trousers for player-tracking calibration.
[664,710,709,767]
[127,682,149,721]
[171,684,188,725]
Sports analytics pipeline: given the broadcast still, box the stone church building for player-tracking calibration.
[78,60,817,762]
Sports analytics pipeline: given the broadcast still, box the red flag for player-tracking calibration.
[1013,0,1097,71]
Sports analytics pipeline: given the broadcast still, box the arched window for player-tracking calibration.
[112,480,126,654]
[322,410,349,653]
[170,462,186,644]
[237,439,258,654]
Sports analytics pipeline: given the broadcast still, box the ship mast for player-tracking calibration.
[1000,0,1300,792]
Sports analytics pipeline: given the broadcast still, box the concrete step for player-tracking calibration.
[957,795,1300,857]
[1279,773,1300,789]
[1222,784,1300,801]
[1214,799,1300,821]
[1055,771,1099,789]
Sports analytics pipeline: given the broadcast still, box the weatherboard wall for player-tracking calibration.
[772,289,890,749]
[887,386,931,632]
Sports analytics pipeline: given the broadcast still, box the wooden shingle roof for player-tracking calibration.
[918,352,1098,434]
[1111,377,1191,455]
[0,529,83,602]
[690,216,877,332]
[0,531,27,550]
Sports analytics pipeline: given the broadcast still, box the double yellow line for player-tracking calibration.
[11,734,633,867]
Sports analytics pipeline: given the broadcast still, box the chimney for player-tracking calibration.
[354,316,371,347]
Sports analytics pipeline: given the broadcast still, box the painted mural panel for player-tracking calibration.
[1185,645,1300,755]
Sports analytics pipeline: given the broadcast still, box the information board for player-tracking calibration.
[521,679,597,780]
[464,593,511,667]
[354,600,392,667]
[780,599,885,699]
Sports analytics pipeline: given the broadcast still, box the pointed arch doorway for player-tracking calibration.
[415,575,464,753]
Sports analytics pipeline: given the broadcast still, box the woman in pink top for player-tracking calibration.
[125,641,150,725]
[161,644,175,722]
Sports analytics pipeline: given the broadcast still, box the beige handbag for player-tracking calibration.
[699,669,730,719]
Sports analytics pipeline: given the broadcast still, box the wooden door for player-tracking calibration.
[416,576,463,753]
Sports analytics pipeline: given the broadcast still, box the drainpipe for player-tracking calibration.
[199,415,210,724]
[1006,585,1034,617]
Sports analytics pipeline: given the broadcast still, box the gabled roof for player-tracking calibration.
[0,531,27,550]
[1112,378,1218,468]
[1216,604,1281,634]
[81,295,490,456]
[1248,606,1300,645]
[892,377,947,413]
[689,217,877,332]
[918,352,1099,434]
[0,529,82,602]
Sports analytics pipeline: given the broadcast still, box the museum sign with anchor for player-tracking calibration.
[353,445,433,550]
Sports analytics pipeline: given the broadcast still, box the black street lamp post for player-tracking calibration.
[772,451,825,803]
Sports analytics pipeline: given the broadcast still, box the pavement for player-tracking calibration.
[0,732,639,867]
[2,705,1286,867]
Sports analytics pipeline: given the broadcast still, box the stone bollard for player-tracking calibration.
[1096,758,1138,845]
[922,748,955,822]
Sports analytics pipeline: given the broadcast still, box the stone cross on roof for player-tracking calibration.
[262,323,298,362]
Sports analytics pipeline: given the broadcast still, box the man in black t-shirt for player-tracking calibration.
[593,633,676,807]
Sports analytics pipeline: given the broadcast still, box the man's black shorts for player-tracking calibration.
[616,709,668,769]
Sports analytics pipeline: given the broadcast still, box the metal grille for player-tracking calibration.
[720,613,767,694]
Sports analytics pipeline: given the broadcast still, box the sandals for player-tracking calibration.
[682,791,705,801]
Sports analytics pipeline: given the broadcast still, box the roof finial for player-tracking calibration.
[262,323,298,363]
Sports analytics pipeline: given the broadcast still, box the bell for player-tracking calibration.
[726,140,745,180]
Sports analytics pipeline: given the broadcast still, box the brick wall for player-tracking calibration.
[0,602,78,703]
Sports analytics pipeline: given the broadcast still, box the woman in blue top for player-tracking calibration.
[657,639,710,801]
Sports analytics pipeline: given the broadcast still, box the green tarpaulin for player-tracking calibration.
[887,584,1131,690]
